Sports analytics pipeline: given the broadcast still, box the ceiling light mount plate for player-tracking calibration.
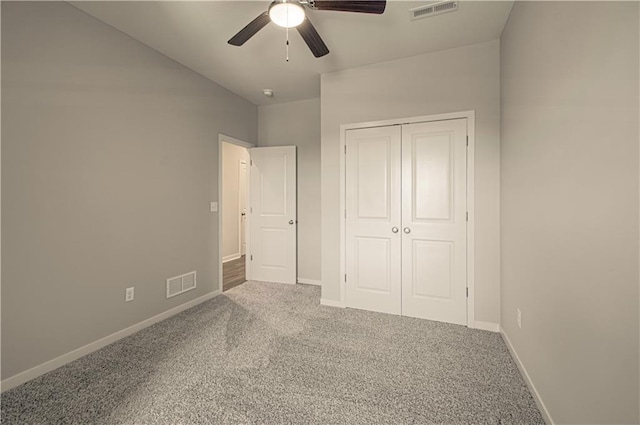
[263,89,274,97]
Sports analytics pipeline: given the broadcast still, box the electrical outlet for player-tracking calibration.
[125,287,135,302]
[517,308,522,329]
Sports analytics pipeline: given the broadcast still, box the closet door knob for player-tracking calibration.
[403,227,411,234]
[392,227,399,233]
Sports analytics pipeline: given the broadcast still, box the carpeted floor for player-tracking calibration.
[1,282,544,424]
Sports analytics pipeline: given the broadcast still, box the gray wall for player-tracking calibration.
[1,1,257,380]
[500,2,639,423]
[258,98,321,282]
[320,40,501,324]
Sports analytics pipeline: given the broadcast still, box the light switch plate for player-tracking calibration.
[210,202,218,212]
[125,287,134,302]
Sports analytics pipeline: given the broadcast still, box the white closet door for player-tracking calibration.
[345,126,402,315]
[249,146,297,285]
[401,119,467,325]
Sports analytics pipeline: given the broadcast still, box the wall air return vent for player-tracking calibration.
[410,1,458,20]
[166,271,197,298]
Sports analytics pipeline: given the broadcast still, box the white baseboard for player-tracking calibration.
[320,298,345,308]
[1,289,222,393]
[297,278,321,286]
[500,327,554,425]
[222,253,242,263]
[471,320,500,332]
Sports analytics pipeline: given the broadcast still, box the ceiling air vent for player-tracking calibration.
[410,1,458,21]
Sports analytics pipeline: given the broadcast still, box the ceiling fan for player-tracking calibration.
[228,0,387,58]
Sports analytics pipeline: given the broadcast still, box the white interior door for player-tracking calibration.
[249,146,297,285]
[345,126,402,315]
[401,119,467,325]
[239,160,247,256]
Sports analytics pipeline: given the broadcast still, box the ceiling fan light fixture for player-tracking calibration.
[269,1,305,28]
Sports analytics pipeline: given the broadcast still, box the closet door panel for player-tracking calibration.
[401,119,468,325]
[412,132,453,222]
[345,126,402,315]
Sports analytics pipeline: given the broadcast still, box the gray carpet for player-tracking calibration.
[1,281,544,424]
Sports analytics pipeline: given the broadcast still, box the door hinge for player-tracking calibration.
[250,207,253,213]
[250,159,253,166]
[345,274,347,282]
[344,145,347,154]
[466,136,469,146]
[466,212,469,221]
[466,287,469,297]
[344,209,347,219]
[250,255,253,261]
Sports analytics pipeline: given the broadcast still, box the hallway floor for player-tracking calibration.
[223,255,246,292]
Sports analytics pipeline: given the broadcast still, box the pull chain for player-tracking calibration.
[285,3,290,62]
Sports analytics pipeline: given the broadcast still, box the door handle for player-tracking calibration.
[403,227,411,234]
[392,227,399,233]
[289,220,295,225]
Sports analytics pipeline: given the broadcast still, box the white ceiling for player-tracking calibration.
[71,1,513,106]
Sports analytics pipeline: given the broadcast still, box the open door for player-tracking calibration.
[249,146,297,284]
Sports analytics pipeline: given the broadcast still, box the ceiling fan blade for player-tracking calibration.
[296,18,330,58]
[228,12,271,46]
[310,0,386,14]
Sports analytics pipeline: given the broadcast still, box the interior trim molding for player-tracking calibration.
[470,320,500,332]
[222,253,242,263]
[1,289,222,393]
[218,134,255,286]
[297,278,321,286]
[500,326,554,425]
[320,298,345,308]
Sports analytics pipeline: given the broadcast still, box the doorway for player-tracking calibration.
[218,136,299,292]
[219,135,252,292]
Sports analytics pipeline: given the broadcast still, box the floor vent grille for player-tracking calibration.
[410,1,458,20]
[166,271,197,298]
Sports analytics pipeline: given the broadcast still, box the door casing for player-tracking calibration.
[239,159,247,256]
[218,134,254,290]
[338,111,477,328]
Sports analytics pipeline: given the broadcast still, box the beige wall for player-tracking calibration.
[320,40,501,324]
[1,1,257,380]
[500,2,639,423]
[258,98,321,282]
[222,142,249,260]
